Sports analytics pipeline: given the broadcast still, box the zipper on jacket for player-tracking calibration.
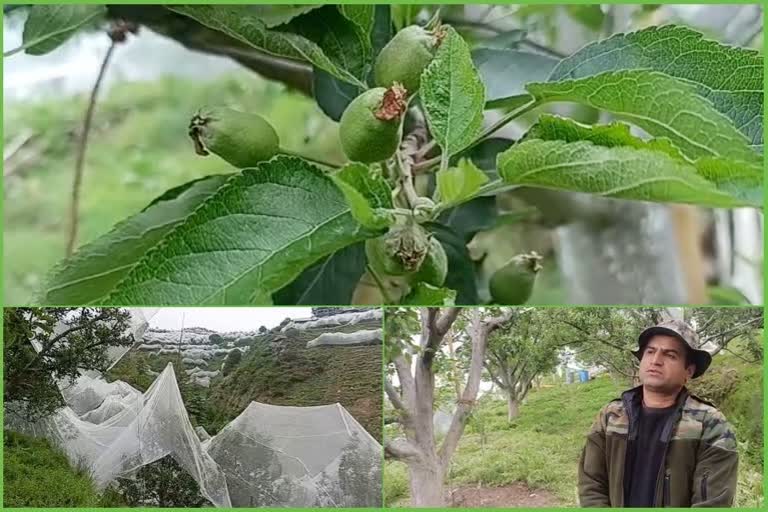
[701,472,709,501]
[654,391,687,507]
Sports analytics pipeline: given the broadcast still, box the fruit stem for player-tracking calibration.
[366,264,395,304]
[280,148,342,169]
[468,99,539,151]
[395,150,421,209]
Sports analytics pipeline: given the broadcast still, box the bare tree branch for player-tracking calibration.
[421,307,460,367]
[392,354,415,409]
[106,6,314,95]
[66,38,117,256]
[385,381,407,414]
[385,438,423,462]
[438,309,515,467]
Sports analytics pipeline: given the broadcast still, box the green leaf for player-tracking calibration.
[473,48,559,109]
[273,242,366,304]
[565,5,605,31]
[437,196,498,242]
[169,5,367,86]
[7,5,106,57]
[497,139,750,208]
[525,114,684,159]
[247,5,324,28]
[41,175,230,305]
[312,68,363,121]
[421,26,486,159]
[283,6,372,81]
[525,114,762,206]
[434,158,489,206]
[141,173,234,212]
[528,70,758,164]
[549,25,764,151]
[391,5,424,31]
[456,137,514,180]
[401,282,456,305]
[338,5,376,45]
[707,286,750,305]
[44,157,378,305]
[312,6,391,121]
[370,5,393,52]
[693,157,762,207]
[331,163,393,229]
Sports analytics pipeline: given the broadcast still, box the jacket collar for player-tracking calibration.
[620,385,689,442]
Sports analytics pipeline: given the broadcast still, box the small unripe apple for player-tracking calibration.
[374,25,439,94]
[339,84,408,163]
[489,252,543,305]
[189,107,279,168]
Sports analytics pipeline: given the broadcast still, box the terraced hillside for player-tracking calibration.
[208,317,383,441]
[109,312,383,441]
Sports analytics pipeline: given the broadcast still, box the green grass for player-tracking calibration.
[447,376,624,506]
[385,361,764,507]
[3,430,124,507]
[3,72,344,304]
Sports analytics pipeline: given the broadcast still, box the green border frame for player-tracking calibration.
[0,1,765,511]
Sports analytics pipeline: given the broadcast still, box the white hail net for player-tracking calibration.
[6,310,382,508]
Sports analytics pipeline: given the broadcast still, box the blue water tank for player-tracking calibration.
[579,370,589,382]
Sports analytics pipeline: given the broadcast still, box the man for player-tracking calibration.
[578,320,738,507]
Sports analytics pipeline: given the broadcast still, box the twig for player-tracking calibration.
[66,39,117,256]
[412,100,538,174]
[395,148,421,209]
[414,139,437,160]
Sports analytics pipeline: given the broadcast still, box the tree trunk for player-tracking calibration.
[409,457,445,507]
[507,395,519,422]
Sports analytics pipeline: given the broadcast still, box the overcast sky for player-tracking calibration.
[137,308,313,332]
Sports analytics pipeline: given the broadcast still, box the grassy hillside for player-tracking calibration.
[3,430,123,507]
[207,319,383,441]
[385,363,763,507]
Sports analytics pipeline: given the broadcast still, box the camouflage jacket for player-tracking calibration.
[578,386,738,507]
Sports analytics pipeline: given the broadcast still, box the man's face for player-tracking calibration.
[639,335,695,393]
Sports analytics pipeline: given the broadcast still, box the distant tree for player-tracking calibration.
[552,307,763,383]
[108,352,154,391]
[222,349,243,376]
[113,455,211,507]
[484,309,560,421]
[258,326,268,334]
[4,307,133,418]
[208,333,224,344]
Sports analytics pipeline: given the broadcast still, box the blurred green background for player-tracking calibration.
[4,73,345,304]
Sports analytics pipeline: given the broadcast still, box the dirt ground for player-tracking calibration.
[446,482,561,507]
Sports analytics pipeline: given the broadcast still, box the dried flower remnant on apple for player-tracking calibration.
[188,107,280,168]
[339,84,409,163]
